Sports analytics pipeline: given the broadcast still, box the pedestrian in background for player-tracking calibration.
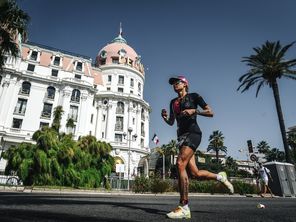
[258,162,273,197]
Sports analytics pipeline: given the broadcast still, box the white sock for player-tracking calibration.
[182,204,189,210]
[216,174,223,181]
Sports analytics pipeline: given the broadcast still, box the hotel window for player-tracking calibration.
[102,114,106,121]
[67,124,76,134]
[118,87,123,93]
[30,51,38,61]
[108,75,112,82]
[100,50,107,65]
[74,74,81,79]
[51,69,58,77]
[132,118,135,125]
[141,108,145,120]
[90,114,93,123]
[107,87,111,91]
[19,81,31,95]
[130,78,134,87]
[53,56,61,66]
[14,98,27,115]
[112,57,119,64]
[12,118,23,129]
[115,133,123,142]
[27,64,35,72]
[39,122,49,130]
[141,138,144,147]
[100,58,106,65]
[118,75,124,85]
[138,82,141,93]
[141,122,145,137]
[3,56,7,64]
[71,89,80,103]
[46,86,55,100]
[41,103,53,118]
[69,105,78,121]
[76,61,83,71]
[118,49,127,57]
[115,116,123,131]
[116,102,124,114]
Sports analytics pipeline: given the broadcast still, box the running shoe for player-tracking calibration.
[166,206,191,219]
[218,171,234,194]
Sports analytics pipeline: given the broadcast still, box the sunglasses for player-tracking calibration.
[173,80,183,85]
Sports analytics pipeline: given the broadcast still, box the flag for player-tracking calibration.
[152,134,159,145]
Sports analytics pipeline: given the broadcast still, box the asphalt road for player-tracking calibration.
[0,191,295,222]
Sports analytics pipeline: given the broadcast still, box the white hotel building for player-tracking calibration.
[0,32,151,178]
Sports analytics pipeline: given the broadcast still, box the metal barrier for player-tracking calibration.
[0,175,22,186]
[108,177,134,190]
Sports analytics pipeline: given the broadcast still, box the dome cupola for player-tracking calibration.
[95,25,144,74]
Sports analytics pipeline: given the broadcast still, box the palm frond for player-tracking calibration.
[278,41,296,59]
[282,74,296,80]
[255,81,266,97]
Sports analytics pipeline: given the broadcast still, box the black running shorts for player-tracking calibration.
[177,133,202,151]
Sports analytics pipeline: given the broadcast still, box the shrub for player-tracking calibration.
[232,180,258,195]
[189,180,217,194]
[150,177,171,193]
[133,176,150,193]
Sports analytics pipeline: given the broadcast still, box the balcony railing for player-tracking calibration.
[70,96,80,103]
[19,88,30,95]
[13,109,26,115]
[115,124,123,131]
[116,108,124,114]
[68,114,78,122]
[45,93,55,100]
[41,111,51,118]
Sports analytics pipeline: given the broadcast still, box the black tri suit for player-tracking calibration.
[166,93,207,151]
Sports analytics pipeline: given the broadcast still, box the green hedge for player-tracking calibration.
[133,176,258,194]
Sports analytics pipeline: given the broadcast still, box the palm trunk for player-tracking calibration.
[271,81,291,163]
[216,150,219,163]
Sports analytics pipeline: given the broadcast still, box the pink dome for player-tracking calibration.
[96,34,140,67]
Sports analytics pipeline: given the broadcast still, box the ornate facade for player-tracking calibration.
[0,32,150,178]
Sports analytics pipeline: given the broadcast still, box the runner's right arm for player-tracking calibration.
[161,100,175,125]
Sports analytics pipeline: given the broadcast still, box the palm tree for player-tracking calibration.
[238,41,296,163]
[166,139,178,165]
[265,148,285,162]
[225,156,238,176]
[0,0,30,69]
[257,141,270,154]
[66,118,75,134]
[207,130,227,163]
[287,132,296,163]
[52,106,64,133]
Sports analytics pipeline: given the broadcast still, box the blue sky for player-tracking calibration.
[18,0,296,160]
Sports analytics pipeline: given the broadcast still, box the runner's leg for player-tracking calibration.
[177,146,195,205]
[187,155,217,179]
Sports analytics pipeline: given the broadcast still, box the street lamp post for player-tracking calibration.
[123,127,137,191]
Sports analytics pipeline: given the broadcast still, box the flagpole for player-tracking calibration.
[152,133,164,180]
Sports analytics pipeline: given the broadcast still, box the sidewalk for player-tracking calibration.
[0,185,266,198]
